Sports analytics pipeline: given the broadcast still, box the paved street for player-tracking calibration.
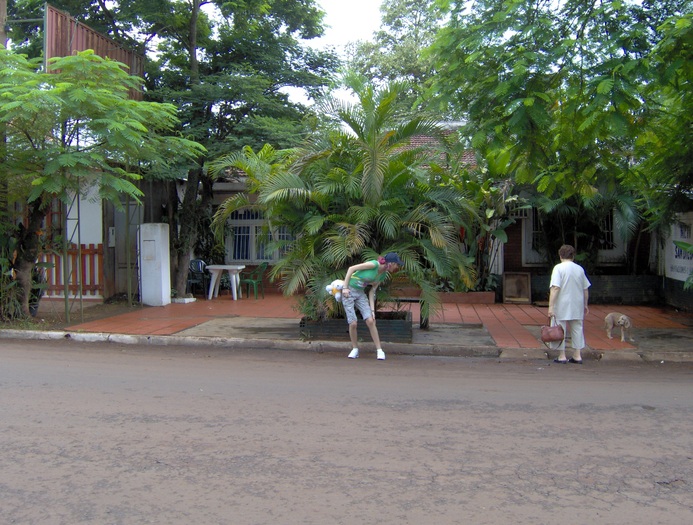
[1,339,692,524]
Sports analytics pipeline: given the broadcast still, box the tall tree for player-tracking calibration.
[0,49,204,316]
[210,82,479,320]
[429,0,690,258]
[144,0,338,293]
[346,0,441,110]
[635,12,693,232]
[7,0,339,294]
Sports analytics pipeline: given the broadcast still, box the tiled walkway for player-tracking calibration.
[425,302,690,350]
[64,293,692,351]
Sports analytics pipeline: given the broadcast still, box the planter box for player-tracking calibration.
[392,287,421,298]
[299,311,413,343]
[530,274,662,305]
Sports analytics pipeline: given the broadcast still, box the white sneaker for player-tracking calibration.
[376,349,386,360]
[348,349,359,359]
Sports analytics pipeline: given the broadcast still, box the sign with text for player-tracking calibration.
[665,212,693,282]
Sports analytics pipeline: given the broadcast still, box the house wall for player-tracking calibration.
[661,277,692,312]
[503,218,654,274]
[529,274,662,306]
[67,187,103,245]
[502,218,686,307]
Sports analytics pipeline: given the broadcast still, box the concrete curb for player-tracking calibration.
[499,348,548,360]
[2,329,692,362]
[0,329,499,358]
[0,329,339,353]
[639,351,693,363]
[598,350,643,362]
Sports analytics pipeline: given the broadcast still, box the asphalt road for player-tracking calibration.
[2,339,692,525]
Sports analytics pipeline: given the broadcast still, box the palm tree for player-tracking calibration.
[211,82,477,319]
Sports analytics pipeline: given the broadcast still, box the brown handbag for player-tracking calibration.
[540,317,565,343]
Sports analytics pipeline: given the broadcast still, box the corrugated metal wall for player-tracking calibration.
[44,4,144,100]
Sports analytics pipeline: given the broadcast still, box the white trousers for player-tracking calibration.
[550,319,585,351]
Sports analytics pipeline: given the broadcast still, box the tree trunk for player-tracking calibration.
[14,201,46,317]
[167,0,219,298]
[173,165,202,296]
[167,180,180,284]
[170,0,211,297]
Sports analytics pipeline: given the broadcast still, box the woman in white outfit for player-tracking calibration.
[548,244,591,364]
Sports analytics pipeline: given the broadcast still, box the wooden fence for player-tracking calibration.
[39,244,104,299]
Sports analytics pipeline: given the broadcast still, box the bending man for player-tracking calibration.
[341,253,404,360]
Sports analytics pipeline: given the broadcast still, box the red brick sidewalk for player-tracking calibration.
[63,293,692,351]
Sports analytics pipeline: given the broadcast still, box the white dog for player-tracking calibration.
[604,312,634,342]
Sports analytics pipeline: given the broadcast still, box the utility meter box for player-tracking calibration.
[139,223,171,306]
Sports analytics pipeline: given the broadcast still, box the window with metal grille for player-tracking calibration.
[600,211,616,250]
[226,210,293,263]
[531,207,543,252]
[231,225,251,260]
[256,225,272,261]
[276,226,292,257]
[523,207,626,265]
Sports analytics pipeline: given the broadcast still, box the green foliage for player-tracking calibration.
[7,1,340,293]
[0,47,204,315]
[634,13,693,231]
[429,0,690,262]
[430,135,518,290]
[1,48,205,210]
[293,291,333,322]
[0,234,50,320]
[0,234,23,321]
[346,0,442,110]
[211,82,480,319]
[457,176,516,290]
[135,0,340,153]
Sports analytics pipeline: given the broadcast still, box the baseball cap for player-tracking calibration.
[383,252,404,265]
